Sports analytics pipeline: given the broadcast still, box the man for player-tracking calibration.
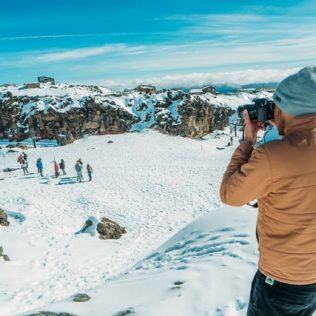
[36,158,43,177]
[75,159,83,182]
[220,66,316,316]
[59,159,66,175]
[86,163,93,182]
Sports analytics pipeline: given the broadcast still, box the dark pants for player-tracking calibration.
[247,270,316,316]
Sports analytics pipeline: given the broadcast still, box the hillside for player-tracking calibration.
[0,83,272,144]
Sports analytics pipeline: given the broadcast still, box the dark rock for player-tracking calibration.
[0,91,136,145]
[0,246,3,256]
[24,312,79,316]
[16,143,29,150]
[3,167,20,172]
[113,307,135,316]
[72,293,91,302]
[3,254,10,261]
[156,96,234,138]
[5,144,16,148]
[0,209,10,226]
[7,149,18,153]
[97,217,126,240]
[108,140,113,144]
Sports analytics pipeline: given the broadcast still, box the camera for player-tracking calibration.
[237,98,275,123]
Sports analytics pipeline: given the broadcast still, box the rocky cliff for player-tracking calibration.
[0,83,268,144]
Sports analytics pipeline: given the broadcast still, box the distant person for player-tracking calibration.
[22,152,28,167]
[86,163,93,181]
[59,159,66,175]
[17,153,24,165]
[54,160,60,178]
[36,158,43,177]
[17,153,28,175]
[78,158,84,180]
[230,136,233,145]
[75,160,83,182]
[21,159,28,175]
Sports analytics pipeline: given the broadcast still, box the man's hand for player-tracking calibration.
[243,110,264,145]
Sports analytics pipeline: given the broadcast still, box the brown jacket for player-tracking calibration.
[220,114,316,285]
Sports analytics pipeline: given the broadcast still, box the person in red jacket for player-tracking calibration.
[54,160,60,178]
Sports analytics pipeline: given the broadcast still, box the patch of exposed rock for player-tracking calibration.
[97,217,126,240]
[113,307,135,316]
[0,208,10,226]
[156,95,234,138]
[24,312,79,316]
[0,91,137,145]
[72,293,91,302]
[0,246,10,261]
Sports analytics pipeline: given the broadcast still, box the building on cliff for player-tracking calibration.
[190,85,216,95]
[136,84,157,94]
[38,76,55,83]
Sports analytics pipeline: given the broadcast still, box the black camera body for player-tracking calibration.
[237,98,275,123]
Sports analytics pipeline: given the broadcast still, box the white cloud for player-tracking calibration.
[88,67,300,90]
[36,44,127,62]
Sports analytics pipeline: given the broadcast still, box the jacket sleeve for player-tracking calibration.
[219,143,272,206]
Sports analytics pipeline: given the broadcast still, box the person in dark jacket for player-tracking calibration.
[86,163,93,181]
[59,159,66,175]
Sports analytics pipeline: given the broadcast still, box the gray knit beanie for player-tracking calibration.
[273,66,316,116]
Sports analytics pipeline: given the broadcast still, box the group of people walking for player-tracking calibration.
[17,154,93,182]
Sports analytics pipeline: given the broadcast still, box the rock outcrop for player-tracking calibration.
[0,246,10,261]
[97,217,126,240]
[0,91,137,145]
[0,83,244,144]
[24,312,78,316]
[156,95,233,138]
[72,293,91,302]
[0,209,10,226]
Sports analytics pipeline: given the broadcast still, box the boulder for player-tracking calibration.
[0,209,10,226]
[72,293,91,302]
[97,217,126,240]
[3,254,10,261]
[5,144,16,148]
[3,167,20,172]
[0,246,10,261]
[16,143,29,150]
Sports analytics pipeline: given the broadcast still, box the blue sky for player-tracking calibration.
[1,0,316,88]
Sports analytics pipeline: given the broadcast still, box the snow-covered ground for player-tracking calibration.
[0,130,258,316]
[25,207,257,316]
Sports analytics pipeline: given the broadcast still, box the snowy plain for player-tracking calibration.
[0,130,259,316]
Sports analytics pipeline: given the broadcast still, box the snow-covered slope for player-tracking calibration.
[24,207,258,316]
[0,130,248,316]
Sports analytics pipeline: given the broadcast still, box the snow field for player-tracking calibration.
[0,130,237,315]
